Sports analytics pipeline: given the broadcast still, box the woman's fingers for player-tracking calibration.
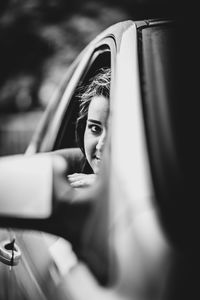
[70,180,85,188]
[67,173,85,182]
[67,174,96,188]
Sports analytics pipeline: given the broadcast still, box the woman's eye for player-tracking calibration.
[88,124,102,135]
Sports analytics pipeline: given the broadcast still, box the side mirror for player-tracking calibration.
[0,153,85,242]
[0,154,56,219]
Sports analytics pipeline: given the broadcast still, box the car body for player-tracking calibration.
[0,18,197,300]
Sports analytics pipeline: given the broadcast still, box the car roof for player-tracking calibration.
[81,18,173,54]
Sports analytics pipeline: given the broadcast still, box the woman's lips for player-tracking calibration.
[93,156,101,166]
[92,156,102,173]
[94,154,101,160]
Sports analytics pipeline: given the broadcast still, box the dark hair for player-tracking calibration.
[76,67,111,155]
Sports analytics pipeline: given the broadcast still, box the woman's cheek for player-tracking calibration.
[84,132,93,161]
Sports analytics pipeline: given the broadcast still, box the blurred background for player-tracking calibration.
[0,0,175,156]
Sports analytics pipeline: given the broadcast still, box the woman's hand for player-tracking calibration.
[67,173,97,188]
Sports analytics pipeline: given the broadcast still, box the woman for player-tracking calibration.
[67,67,111,188]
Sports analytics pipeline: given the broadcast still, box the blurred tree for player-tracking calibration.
[0,0,131,112]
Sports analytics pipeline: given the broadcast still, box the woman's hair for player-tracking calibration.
[76,67,111,156]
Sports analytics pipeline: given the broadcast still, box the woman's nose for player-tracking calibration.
[96,130,106,151]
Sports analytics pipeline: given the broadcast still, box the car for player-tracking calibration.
[0,18,198,300]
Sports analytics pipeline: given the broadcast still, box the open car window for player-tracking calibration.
[54,45,111,151]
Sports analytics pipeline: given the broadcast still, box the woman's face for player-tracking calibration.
[84,95,109,174]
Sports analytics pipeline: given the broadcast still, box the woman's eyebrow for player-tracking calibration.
[87,119,101,125]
